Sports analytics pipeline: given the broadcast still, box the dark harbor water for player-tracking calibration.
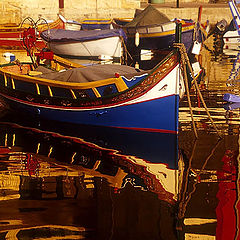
[0,36,240,240]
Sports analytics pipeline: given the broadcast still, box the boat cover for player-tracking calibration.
[35,64,148,83]
[40,28,127,42]
[124,5,170,28]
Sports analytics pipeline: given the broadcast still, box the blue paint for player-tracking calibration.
[4,94,179,133]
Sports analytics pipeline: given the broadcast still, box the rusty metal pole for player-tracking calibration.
[59,0,64,15]
[177,0,180,8]
[59,0,64,8]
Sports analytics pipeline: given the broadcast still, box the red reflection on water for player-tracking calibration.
[25,153,40,177]
[216,150,239,240]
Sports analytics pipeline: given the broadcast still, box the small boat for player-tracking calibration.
[0,24,202,134]
[80,18,114,30]
[223,93,240,102]
[113,18,132,27]
[80,18,132,30]
[40,28,127,60]
[58,14,81,31]
[121,5,207,55]
[0,15,65,49]
[223,0,240,51]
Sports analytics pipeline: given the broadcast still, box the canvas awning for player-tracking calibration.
[40,28,127,42]
[35,64,148,83]
[124,5,170,28]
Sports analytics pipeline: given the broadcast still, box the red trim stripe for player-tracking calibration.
[113,126,177,134]
[0,92,176,111]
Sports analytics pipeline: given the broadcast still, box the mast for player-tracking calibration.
[59,0,64,16]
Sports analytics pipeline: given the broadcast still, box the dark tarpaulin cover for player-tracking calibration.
[124,5,170,28]
[40,28,127,42]
[35,64,148,83]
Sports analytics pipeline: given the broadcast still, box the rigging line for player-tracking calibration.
[80,42,95,62]
[178,138,223,219]
[121,36,133,61]
[178,139,197,218]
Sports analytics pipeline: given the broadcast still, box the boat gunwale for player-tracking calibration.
[125,24,195,38]
[47,35,123,44]
[123,20,195,30]
[0,17,63,33]
[0,50,177,91]
[0,50,180,109]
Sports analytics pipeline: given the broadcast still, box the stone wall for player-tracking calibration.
[0,0,233,26]
[0,0,142,24]
[156,6,232,23]
[0,1,22,24]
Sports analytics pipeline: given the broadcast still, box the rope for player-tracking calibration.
[174,43,198,138]
[174,43,222,138]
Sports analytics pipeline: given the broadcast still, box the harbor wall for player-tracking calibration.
[0,0,233,26]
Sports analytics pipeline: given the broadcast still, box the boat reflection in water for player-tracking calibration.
[0,115,184,239]
[177,120,240,239]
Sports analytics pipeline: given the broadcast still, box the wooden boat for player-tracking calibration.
[223,0,240,51]
[80,17,132,30]
[0,23,202,134]
[58,14,81,31]
[40,28,127,60]
[80,18,114,30]
[121,5,207,55]
[0,15,65,49]
[0,47,200,134]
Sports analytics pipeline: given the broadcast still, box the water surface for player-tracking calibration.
[0,36,239,239]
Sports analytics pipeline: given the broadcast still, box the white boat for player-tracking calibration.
[223,30,240,51]
[223,0,240,50]
[40,28,126,60]
[58,14,82,31]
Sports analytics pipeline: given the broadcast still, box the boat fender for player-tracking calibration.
[3,52,15,62]
[115,72,120,78]
[192,41,202,55]
[135,62,139,69]
[135,31,140,47]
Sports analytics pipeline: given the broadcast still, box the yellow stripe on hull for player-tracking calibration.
[128,25,194,38]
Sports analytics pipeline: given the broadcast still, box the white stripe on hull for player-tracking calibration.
[125,65,182,105]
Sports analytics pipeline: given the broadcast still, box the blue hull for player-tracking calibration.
[3,94,179,134]
[127,29,194,53]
